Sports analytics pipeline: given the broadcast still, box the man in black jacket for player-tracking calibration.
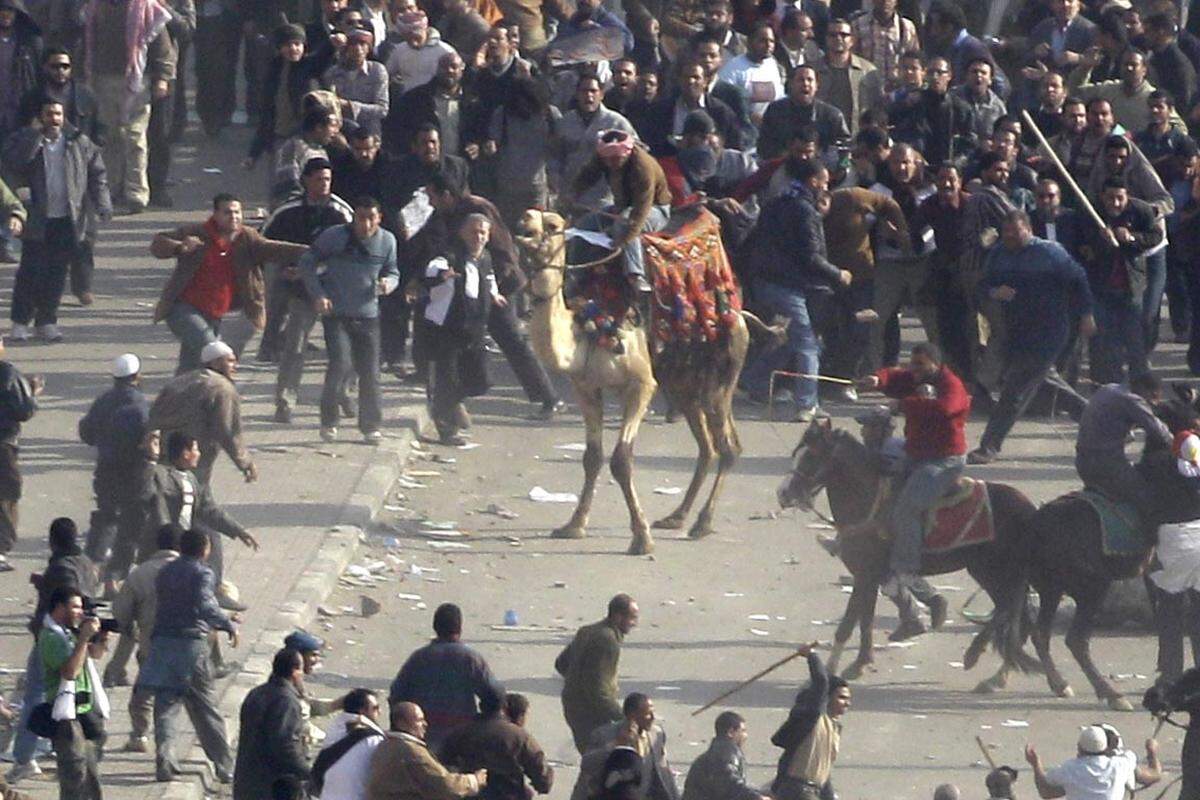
[233,648,311,800]
[740,158,851,419]
[384,51,469,159]
[1078,178,1162,383]
[771,643,852,800]
[682,711,766,800]
[636,59,744,156]
[758,65,850,160]
[0,0,42,146]
[0,337,40,566]
[134,527,237,783]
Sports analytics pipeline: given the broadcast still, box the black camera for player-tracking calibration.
[81,598,120,643]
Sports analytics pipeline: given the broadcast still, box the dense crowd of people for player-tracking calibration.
[0,0,1197,796]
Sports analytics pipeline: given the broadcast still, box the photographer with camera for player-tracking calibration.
[37,585,110,800]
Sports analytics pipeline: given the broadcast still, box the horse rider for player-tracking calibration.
[856,341,964,639]
[1074,372,1172,536]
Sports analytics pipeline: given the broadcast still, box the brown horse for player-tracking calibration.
[778,419,1042,690]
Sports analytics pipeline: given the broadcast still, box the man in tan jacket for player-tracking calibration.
[149,193,307,373]
[367,702,487,800]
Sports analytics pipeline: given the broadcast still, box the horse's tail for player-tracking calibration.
[741,310,789,347]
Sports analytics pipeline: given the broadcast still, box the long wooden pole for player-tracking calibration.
[1020,109,1108,233]
[692,648,810,716]
[976,735,999,770]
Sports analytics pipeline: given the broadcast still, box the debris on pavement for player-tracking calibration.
[653,486,682,495]
[479,503,519,519]
[529,486,579,503]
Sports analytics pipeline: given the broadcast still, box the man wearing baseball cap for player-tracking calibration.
[78,353,152,584]
[283,630,346,753]
[323,25,388,133]
[148,340,257,487]
[1025,725,1161,800]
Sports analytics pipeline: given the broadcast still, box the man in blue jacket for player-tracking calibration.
[299,194,399,444]
[771,643,852,800]
[740,157,851,420]
[968,211,1096,463]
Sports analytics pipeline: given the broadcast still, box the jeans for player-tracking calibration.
[574,205,669,277]
[276,295,352,410]
[890,455,966,575]
[741,280,829,409]
[11,219,78,326]
[1143,248,1168,350]
[12,643,44,765]
[1092,291,1149,384]
[979,350,1087,453]
[320,317,381,433]
[166,302,257,374]
[151,638,232,777]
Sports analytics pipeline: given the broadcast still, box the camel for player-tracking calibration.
[515,208,781,555]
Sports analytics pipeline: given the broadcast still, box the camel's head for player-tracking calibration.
[515,209,568,299]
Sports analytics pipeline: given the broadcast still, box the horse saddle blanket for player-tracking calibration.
[645,208,743,345]
[1150,519,1200,593]
[922,478,994,553]
[1074,490,1143,557]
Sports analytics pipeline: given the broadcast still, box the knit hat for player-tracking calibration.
[302,157,333,176]
[273,23,306,48]
[681,110,715,138]
[1077,725,1108,756]
[111,353,140,379]
[284,630,325,653]
[200,341,234,364]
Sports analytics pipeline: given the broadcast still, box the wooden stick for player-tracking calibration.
[1020,109,1108,233]
[1152,714,1167,738]
[692,648,810,716]
[976,735,999,771]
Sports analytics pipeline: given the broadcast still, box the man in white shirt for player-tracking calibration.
[719,21,785,125]
[1025,725,1161,800]
[313,689,386,800]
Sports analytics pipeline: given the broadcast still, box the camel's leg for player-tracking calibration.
[688,405,743,539]
[1064,585,1132,710]
[552,388,603,539]
[652,402,712,531]
[1032,588,1073,698]
[613,378,656,555]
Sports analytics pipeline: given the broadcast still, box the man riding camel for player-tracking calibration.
[856,342,962,639]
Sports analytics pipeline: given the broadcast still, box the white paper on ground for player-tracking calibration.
[529,486,579,503]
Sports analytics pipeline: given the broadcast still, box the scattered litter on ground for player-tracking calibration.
[345,565,372,579]
[316,450,340,458]
[479,503,519,519]
[840,585,853,593]
[361,596,381,617]
[552,581,568,588]
[397,477,427,489]
[723,592,744,598]
[749,511,778,520]
[408,470,441,478]
[653,486,682,495]
[1000,720,1029,728]
[504,535,523,546]
[887,641,916,649]
[458,442,482,450]
[806,522,834,530]
[902,665,918,670]
[529,486,579,503]
[489,624,571,632]
[383,504,406,512]
[431,454,457,464]
[656,686,681,691]
[202,167,223,174]
[317,605,338,617]
[948,661,965,668]
[748,614,771,621]
[749,628,770,636]
[555,443,587,451]
[256,446,291,454]
[397,593,422,601]
[932,584,963,592]
[429,541,472,550]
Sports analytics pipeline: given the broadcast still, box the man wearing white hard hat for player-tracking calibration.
[148,341,258,487]
[79,353,152,585]
[1024,724,1161,800]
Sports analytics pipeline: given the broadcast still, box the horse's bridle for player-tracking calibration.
[787,440,839,525]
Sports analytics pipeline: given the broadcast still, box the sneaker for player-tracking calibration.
[274,404,292,424]
[628,275,653,293]
[7,761,41,784]
[76,292,94,307]
[122,736,149,753]
[929,594,949,630]
[363,430,383,444]
[36,324,62,342]
[0,556,13,573]
[967,447,998,465]
[215,767,234,784]
[439,432,469,447]
[320,426,338,442]
[793,405,829,423]
[8,324,30,342]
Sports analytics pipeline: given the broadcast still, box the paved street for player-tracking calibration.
[0,95,1186,800]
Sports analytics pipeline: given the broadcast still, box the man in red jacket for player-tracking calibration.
[857,341,967,637]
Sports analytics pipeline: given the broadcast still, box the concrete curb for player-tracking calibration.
[151,401,430,800]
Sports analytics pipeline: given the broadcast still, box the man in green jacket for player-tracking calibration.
[0,175,26,264]
[555,593,639,753]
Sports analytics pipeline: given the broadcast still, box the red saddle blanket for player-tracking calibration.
[922,479,994,553]
[644,209,742,344]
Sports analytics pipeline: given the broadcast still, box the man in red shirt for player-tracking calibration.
[151,194,307,374]
[857,341,967,637]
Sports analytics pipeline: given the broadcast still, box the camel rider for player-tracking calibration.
[1074,373,1171,531]
[857,342,964,639]
[570,130,673,294]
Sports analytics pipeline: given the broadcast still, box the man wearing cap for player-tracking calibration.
[245,23,332,171]
[78,353,151,584]
[283,630,346,754]
[260,157,355,423]
[382,8,455,96]
[151,192,308,373]
[147,340,257,487]
[322,26,388,133]
[571,130,673,293]
[1025,726,1161,800]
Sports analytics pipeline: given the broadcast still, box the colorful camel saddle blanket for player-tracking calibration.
[922,478,995,553]
[1150,519,1200,593]
[644,208,743,345]
[1073,490,1144,557]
